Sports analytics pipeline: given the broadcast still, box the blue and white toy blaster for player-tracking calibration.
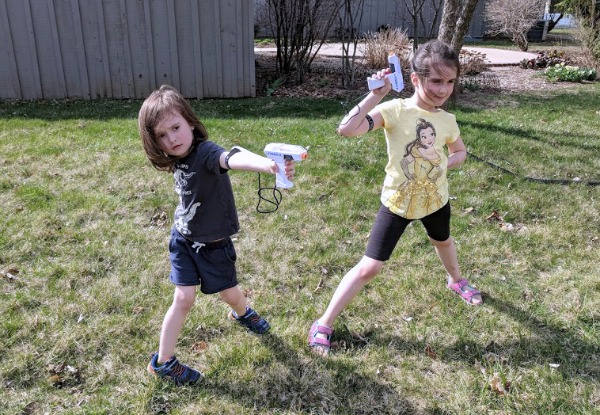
[264,143,308,189]
[367,53,404,92]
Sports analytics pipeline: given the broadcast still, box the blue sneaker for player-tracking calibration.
[228,307,270,334]
[147,353,203,386]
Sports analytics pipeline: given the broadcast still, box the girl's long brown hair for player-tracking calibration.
[138,85,208,172]
[411,40,460,81]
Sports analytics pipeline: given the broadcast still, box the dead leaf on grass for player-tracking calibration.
[488,372,510,395]
[350,331,369,344]
[1,266,20,282]
[192,341,209,352]
[425,344,437,360]
[486,210,504,222]
[150,211,168,227]
[47,364,82,388]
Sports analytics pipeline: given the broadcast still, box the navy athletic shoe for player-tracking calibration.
[147,353,202,386]
[228,307,271,334]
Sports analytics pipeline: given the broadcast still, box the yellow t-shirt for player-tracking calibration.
[378,99,460,219]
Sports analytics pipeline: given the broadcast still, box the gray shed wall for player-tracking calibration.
[0,0,255,100]
[255,0,486,39]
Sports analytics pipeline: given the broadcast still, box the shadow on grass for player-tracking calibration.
[459,119,600,152]
[200,333,416,414]
[0,97,343,121]
[375,291,598,383]
[143,289,598,414]
[479,294,599,380]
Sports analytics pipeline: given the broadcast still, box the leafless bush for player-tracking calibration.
[259,0,344,83]
[484,0,546,51]
[571,23,600,74]
[362,28,411,70]
[459,50,488,75]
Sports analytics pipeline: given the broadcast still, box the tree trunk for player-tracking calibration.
[438,0,480,53]
[438,0,460,44]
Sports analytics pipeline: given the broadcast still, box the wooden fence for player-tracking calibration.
[0,0,255,100]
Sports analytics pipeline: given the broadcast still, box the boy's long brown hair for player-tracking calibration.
[138,85,208,172]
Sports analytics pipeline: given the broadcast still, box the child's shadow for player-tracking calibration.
[477,294,598,381]
[378,292,599,383]
[202,333,416,414]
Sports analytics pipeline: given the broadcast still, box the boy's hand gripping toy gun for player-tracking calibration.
[367,53,404,92]
[264,143,308,189]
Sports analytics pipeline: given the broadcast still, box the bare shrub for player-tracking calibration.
[484,0,546,51]
[259,0,344,83]
[571,23,600,75]
[362,28,411,70]
[459,50,488,75]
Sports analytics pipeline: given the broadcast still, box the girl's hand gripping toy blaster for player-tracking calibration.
[367,53,404,92]
[264,143,308,189]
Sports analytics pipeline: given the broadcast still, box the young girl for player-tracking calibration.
[308,40,482,356]
[138,85,295,385]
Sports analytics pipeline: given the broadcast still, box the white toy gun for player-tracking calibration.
[367,53,404,92]
[264,143,308,189]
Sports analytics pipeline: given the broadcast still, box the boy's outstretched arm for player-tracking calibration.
[220,146,295,178]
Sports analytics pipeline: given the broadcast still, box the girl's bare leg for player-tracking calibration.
[430,237,482,304]
[319,256,384,328]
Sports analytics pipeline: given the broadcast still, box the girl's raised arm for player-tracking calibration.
[337,69,391,137]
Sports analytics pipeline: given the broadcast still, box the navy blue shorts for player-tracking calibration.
[365,202,451,261]
[168,228,238,294]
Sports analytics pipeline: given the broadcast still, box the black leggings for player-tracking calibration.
[365,202,451,261]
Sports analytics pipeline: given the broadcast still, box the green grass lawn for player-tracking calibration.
[1,81,599,414]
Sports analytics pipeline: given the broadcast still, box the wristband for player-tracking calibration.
[224,147,241,169]
[365,114,374,132]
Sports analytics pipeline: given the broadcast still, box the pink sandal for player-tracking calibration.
[308,320,333,356]
[447,278,483,306]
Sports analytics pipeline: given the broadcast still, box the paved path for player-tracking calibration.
[255,43,538,66]
[464,46,537,65]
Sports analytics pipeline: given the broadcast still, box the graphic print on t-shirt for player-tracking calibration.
[173,167,200,235]
[174,202,201,235]
[386,118,444,218]
[173,168,195,196]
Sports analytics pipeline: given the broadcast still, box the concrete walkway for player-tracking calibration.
[255,43,538,66]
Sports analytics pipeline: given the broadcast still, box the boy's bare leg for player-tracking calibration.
[158,285,196,363]
[219,285,247,317]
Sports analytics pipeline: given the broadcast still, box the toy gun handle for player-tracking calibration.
[367,76,387,90]
[264,143,308,190]
[367,53,404,92]
[275,157,293,189]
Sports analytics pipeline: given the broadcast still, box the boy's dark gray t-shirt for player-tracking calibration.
[172,140,239,242]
